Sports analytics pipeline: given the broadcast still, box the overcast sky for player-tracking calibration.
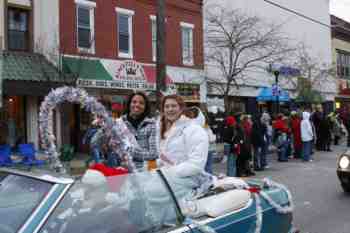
[330,0,350,22]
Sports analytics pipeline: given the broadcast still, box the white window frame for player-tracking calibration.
[150,15,157,62]
[116,7,134,59]
[75,0,96,54]
[180,22,194,66]
[150,15,168,62]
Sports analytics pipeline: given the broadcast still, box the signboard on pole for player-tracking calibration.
[272,84,279,96]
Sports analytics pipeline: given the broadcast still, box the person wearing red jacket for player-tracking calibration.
[273,114,290,133]
[290,112,302,159]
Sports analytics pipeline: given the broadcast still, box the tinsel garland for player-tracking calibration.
[254,193,263,233]
[259,178,294,214]
[39,86,137,173]
[252,178,294,233]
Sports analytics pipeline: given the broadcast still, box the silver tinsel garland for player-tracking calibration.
[39,86,137,173]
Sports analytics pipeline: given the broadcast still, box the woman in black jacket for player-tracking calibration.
[251,116,267,171]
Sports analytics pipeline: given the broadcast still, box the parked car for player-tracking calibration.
[0,167,295,233]
[337,150,350,193]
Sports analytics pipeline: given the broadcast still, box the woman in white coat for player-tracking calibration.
[158,94,210,198]
[301,111,314,162]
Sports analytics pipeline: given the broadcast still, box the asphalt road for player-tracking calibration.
[213,144,350,233]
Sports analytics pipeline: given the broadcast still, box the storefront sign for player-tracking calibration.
[77,78,156,90]
[103,60,156,90]
[267,64,301,77]
[65,55,176,92]
[115,60,146,81]
[75,60,156,90]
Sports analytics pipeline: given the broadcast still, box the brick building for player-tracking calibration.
[58,0,205,152]
[0,0,66,150]
[331,15,350,109]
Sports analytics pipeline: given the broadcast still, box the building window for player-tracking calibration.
[150,15,156,62]
[8,8,29,51]
[337,51,350,79]
[176,83,200,102]
[181,22,194,66]
[116,7,134,59]
[75,0,96,53]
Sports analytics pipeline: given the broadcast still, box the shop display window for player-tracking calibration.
[0,96,25,147]
[176,83,200,102]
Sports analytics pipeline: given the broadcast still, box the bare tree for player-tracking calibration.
[204,5,294,113]
[283,43,335,104]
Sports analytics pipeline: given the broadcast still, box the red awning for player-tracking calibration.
[143,66,173,85]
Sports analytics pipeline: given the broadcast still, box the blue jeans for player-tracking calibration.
[107,152,121,167]
[254,146,263,169]
[205,151,214,174]
[261,141,268,167]
[278,141,289,161]
[224,144,236,177]
[302,141,312,161]
[227,154,237,177]
[92,146,102,163]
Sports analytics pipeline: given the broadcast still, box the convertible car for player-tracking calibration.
[337,150,350,193]
[0,167,295,233]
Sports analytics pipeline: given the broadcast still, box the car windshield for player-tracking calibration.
[0,171,53,233]
[40,170,181,233]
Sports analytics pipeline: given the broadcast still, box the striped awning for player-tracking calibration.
[62,56,174,91]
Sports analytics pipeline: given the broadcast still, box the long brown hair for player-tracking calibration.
[160,95,186,139]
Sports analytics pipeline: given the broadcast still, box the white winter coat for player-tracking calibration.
[301,112,314,142]
[159,115,209,178]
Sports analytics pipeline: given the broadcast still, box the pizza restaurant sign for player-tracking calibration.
[77,60,156,90]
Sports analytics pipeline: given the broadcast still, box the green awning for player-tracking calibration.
[2,51,63,82]
[62,56,112,81]
[62,56,175,91]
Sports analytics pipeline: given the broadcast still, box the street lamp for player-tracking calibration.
[273,70,280,114]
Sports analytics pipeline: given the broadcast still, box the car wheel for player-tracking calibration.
[341,182,350,193]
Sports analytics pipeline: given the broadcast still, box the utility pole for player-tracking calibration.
[156,0,167,108]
